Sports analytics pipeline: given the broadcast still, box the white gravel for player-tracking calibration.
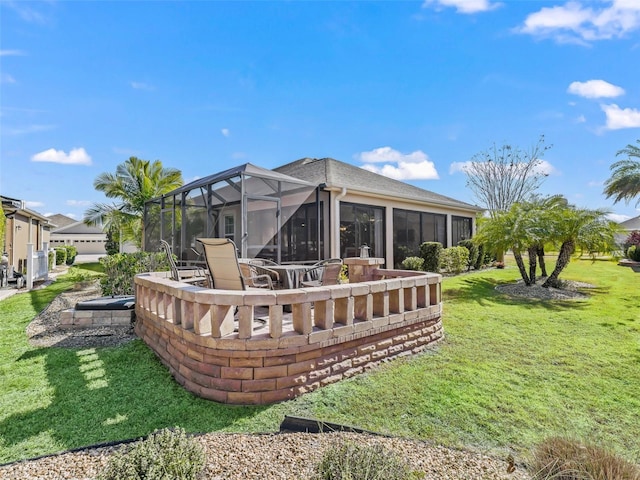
[0,432,531,479]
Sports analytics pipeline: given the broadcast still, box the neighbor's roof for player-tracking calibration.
[162,162,317,198]
[1,195,54,224]
[51,220,105,235]
[48,214,77,229]
[619,215,640,230]
[275,157,482,211]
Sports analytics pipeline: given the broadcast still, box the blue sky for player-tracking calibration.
[2,0,640,223]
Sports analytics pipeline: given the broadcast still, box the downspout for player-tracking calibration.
[333,187,347,259]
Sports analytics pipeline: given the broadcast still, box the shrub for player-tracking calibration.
[105,227,119,255]
[529,437,640,480]
[623,230,640,252]
[627,245,640,262]
[54,247,67,266]
[98,427,205,480]
[48,249,55,271]
[440,246,469,274]
[64,245,77,265]
[312,441,415,480]
[420,242,442,273]
[100,252,169,296]
[401,256,424,271]
[458,239,478,271]
[474,243,485,270]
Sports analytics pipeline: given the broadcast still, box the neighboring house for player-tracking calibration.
[143,158,482,268]
[48,214,108,255]
[1,194,54,275]
[619,215,640,234]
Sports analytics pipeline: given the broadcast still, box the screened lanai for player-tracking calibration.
[143,163,324,264]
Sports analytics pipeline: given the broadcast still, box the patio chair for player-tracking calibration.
[197,238,276,290]
[300,258,343,287]
[160,240,208,286]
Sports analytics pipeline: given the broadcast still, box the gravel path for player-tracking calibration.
[0,432,531,479]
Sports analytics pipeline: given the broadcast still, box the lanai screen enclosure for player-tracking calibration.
[144,164,322,264]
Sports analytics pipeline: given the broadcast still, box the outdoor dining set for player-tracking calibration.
[160,238,343,292]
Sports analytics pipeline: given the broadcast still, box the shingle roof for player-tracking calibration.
[275,157,482,211]
[620,215,640,230]
[48,214,77,229]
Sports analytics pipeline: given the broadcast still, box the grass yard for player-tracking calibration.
[1,259,639,465]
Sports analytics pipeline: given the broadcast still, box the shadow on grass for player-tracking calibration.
[0,340,267,458]
[443,277,591,312]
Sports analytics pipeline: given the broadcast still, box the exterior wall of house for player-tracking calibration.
[50,234,107,254]
[3,211,52,273]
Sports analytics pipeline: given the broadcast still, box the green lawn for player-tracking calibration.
[1,259,639,464]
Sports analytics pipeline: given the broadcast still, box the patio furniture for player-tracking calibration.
[300,258,343,287]
[160,240,208,286]
[268,264,314,289]
[197,238,276,290]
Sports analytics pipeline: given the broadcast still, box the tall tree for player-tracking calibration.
[462,135,551,217]
[84,157,183,247]
[604,139,640,206]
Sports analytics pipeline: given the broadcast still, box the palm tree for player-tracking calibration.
[84,157,183,248]
[542,206,619,288]
[475,201,543,285]
[604,139,640,206]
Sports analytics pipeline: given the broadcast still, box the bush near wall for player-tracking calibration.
[440,246,469,275]
[458,239,478,271]
[64,245,77,265]
[48,249,55,270]
[100,252,169,296]
[420,242,443,273]
[401,256,424,271]
[54,247,67,266]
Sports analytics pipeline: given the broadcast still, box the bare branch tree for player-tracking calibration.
[462,135,552,218]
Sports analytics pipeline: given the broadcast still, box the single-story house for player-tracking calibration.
[143,157,482,268]
[1,195,54,275]
[48,213,108,255]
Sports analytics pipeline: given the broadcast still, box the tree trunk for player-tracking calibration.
[513,249,532,285]
[527,246,538,285]
[537,245,547,277]
[542,240,574,288]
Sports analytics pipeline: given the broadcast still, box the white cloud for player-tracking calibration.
[356,146,429,164]
[587,180,603,187]
[607,212,630,223]
[232,152,247,159]
[0,50,25,56]
[64,213,78,220]
[1,73,16,84]
[576,114,587,123]
[130,81,154,91]
[449,161,472,174]
[66,199,92,207]
[535,160,558,176]
[31,147,92,165]
[517,1,640,43]
[601,103,640,130]
[221,128,230,137]
[356,147,439,180]
[25,200,44,208]
[423,0,500,14]
[568,79,625,98]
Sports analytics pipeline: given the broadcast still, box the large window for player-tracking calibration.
[452,215,473,246]
[393,209,446,267]
[340,203,385,259]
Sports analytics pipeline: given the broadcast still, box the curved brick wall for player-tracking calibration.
[135,310,443,405]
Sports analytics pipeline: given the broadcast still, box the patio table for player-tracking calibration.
[268,264,310,289]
